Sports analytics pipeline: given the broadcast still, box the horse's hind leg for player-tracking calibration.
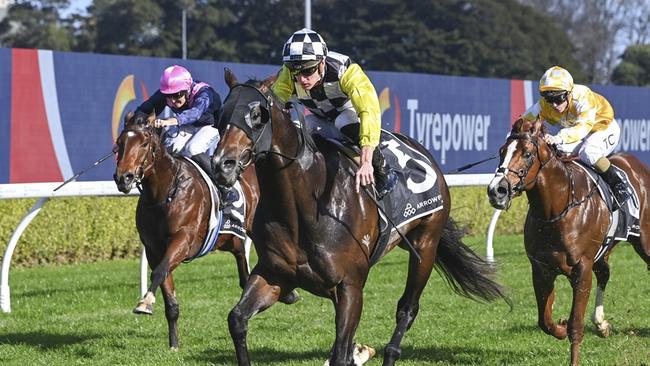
[228,273,282,366]
[591,257,611,337]
[383,237,436,366]
[160,274,180,350]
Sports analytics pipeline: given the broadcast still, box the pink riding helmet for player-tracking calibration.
[159,65,193,94]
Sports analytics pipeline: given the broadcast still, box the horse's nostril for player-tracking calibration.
[221,159,237,174]
[496,186,508,197]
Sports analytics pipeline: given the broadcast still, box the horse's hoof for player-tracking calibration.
[353,344,376,365]
[596,321,611,338]
[170,346,179,352]
[133,302,153,315]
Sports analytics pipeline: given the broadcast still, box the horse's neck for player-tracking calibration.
[142,145,179,201]
[258,118,320,215]
[526,158,575,217]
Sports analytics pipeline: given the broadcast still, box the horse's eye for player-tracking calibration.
[524,151,532,159]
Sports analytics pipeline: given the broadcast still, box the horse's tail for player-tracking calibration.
[435,217,512,307]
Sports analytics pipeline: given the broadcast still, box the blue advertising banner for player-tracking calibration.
[1,48,650,184]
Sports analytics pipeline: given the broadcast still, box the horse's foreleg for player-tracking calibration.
[135,234,189,315]
[568,260,593,366]
[531,264,566,339]
[328,283,364,366]
[229,273,281,366]
[160,274,180,350]
[383,245,435,366]
[591,259,611,337]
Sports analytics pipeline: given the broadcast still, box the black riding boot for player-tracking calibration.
[599,166,631,209]
[372,148,397,200]
[191,153,216,183]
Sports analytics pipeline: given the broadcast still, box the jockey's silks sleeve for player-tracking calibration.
[521,85,615,144]
[271,66,295,105]
[339,64,381,148]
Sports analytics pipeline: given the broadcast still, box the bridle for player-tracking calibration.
[118,125,157,191]
[500,132,597,223]
[222,83,311,173]
[498,132,552,197]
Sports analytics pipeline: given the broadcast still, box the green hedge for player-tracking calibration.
[0,187,529,267]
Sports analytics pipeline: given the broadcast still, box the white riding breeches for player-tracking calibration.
[163,124,221,157]
[303,109,359,140]
[558,120,620,165]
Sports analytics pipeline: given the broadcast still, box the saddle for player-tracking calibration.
[321,130,443,265]
[572,161,640,261]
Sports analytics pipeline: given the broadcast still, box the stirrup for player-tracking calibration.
[612,188,631,210]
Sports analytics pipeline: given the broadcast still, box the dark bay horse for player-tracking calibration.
[487,118,650,365]
[210,69,509,366]
[113,110,260,350]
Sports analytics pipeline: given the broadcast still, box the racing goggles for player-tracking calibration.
[541,90,568,105]
[164,91,187,100]
[290,64,320,77]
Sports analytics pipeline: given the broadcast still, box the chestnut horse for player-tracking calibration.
[210,69,509,366]
[487,118,650,365]
[113,110,260,350]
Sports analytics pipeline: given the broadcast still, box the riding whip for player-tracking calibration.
[446,154,498,174]
[346,167,422,263]
[53,148,116,192]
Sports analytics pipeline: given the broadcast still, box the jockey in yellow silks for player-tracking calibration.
[520,66,631,207]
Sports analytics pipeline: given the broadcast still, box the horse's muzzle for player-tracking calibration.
[114,172,135,194]
[211,155,240,188]
[487,175,511,210]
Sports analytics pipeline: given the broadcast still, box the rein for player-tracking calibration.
[505,132,597,223]
[124,125,186,204]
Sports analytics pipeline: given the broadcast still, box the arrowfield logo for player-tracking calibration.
[403,203,417,217]
[111,75,151,143]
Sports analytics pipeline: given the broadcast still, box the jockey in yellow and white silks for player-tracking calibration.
[521,66,631,207]
[271,28,396,199]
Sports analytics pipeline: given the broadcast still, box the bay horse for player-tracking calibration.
[113,110,260,350]
[210,69,510,366]
[487,118,650,365]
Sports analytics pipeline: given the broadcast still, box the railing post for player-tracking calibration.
[1,197,48,313]
[485,208,502,263]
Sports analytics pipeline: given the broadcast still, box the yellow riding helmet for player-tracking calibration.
[539,66,574,92]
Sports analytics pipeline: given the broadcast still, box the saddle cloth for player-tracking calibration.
[571,161,640,261]
[327,130,444,265]
[182,157,247,262]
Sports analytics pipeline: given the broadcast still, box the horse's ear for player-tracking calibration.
[147,110,156,126]
[124,111,134,127]
[260,74,278,92]
[224,67,238,88]
[511,117,524,133]
[531,119,544,136]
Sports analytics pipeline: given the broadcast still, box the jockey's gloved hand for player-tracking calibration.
[543,134,563,145]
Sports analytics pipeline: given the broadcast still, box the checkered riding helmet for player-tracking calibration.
[282,28,328,69]
[539,66,574,93]
[159,65,193,95]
